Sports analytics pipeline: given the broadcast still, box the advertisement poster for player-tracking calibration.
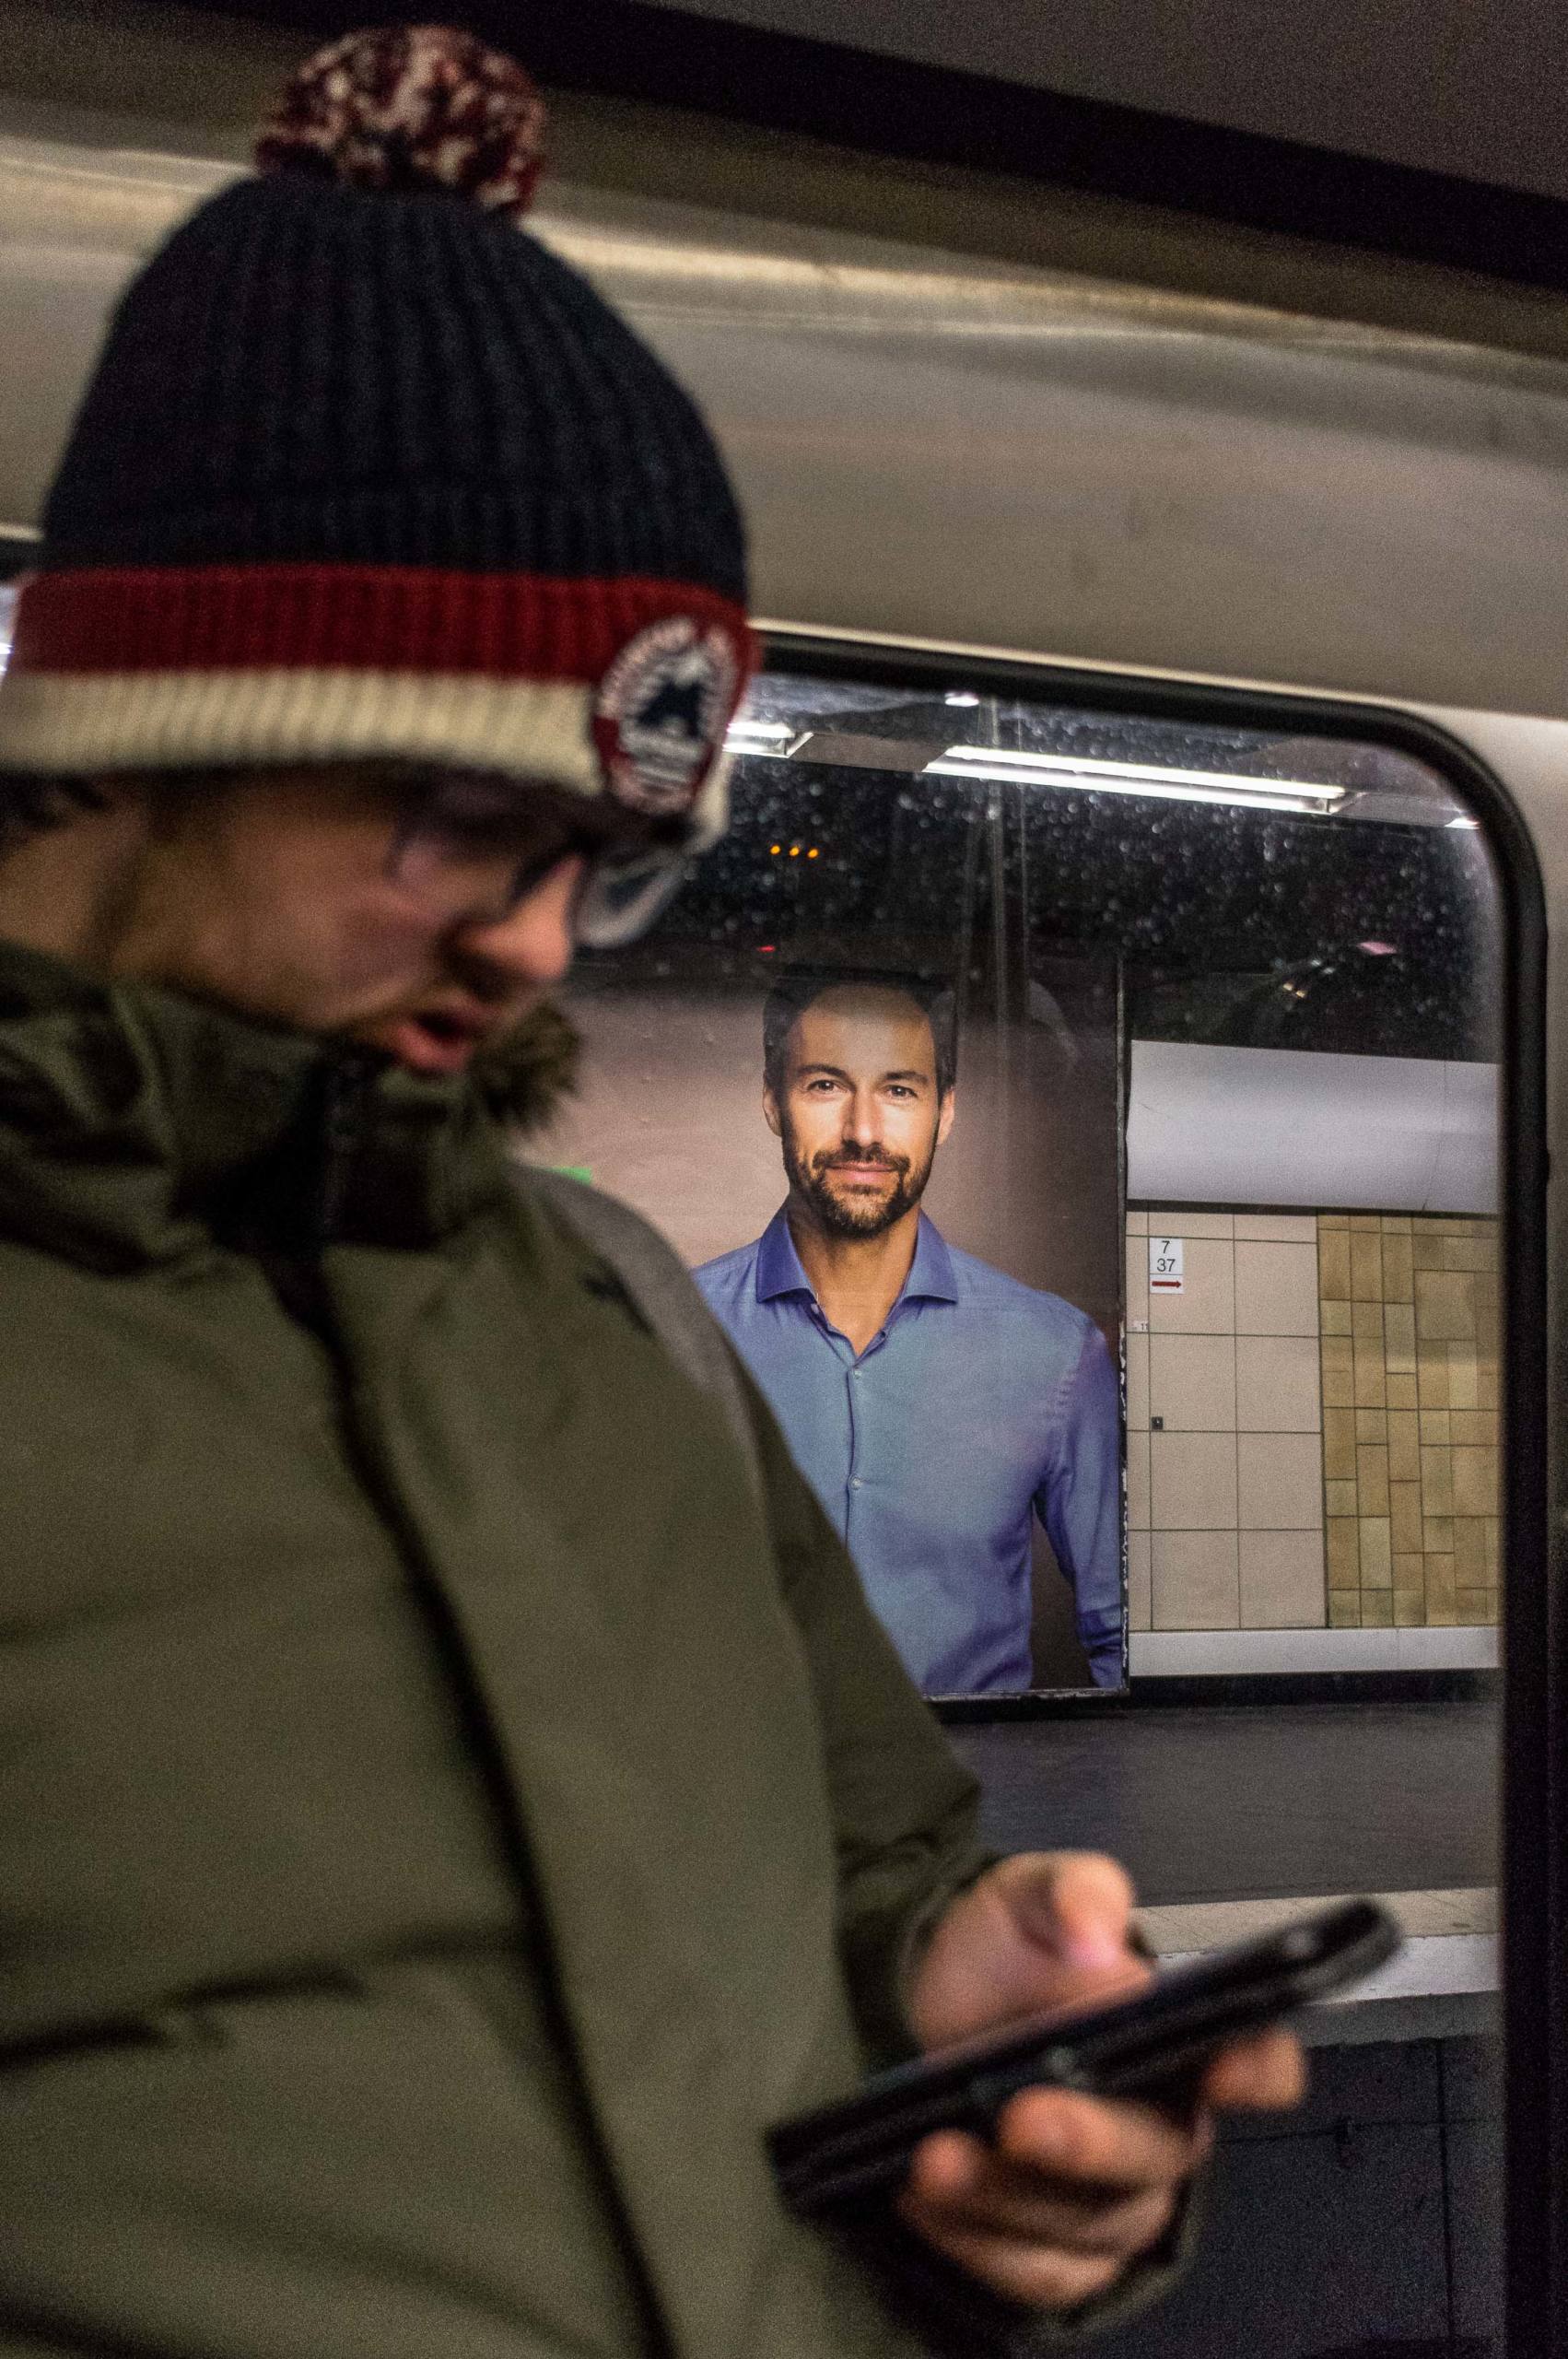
[534,946,1126,1696]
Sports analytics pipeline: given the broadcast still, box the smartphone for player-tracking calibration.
[768,1895,1400,2218]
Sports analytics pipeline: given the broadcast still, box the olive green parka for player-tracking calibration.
[0,937,1031,2359]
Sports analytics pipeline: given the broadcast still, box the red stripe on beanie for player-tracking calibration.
[11,565,755,683]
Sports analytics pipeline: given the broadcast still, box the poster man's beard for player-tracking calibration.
[784,1132,935,1239]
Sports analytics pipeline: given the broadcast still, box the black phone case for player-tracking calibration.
[769,1895,1401,2216]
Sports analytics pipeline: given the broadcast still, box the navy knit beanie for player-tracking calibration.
[0,25,755,877]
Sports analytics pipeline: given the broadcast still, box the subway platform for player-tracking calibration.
[944,1693,1501,2356]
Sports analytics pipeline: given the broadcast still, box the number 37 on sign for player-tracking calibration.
[1149,1237,1185,1294]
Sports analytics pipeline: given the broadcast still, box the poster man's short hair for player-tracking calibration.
[762,972,957,1097]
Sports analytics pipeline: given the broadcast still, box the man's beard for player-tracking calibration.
[782,1121,935,1240]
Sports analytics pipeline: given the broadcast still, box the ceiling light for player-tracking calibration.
[943,690,980,707]
[1445,816,1480,830]
[924,744,1347,816]
[724,718,801,753]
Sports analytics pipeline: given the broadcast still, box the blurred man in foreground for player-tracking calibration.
[0,25,1300,2358]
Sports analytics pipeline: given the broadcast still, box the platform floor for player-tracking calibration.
[945,1698,1498,1905]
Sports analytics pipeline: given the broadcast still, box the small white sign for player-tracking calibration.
[1149,1237,1185,1293]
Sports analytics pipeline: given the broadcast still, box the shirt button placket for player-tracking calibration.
[847,1362,863,1509]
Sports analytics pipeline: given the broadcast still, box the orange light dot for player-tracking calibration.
[807,847,819,859]
[789,844,801,857]
[769,844,781,855]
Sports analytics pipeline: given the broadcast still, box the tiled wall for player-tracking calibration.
[1126,1209,1501,1634]
[1126,1212,1325,1632]
[1320,1215,1499,1629]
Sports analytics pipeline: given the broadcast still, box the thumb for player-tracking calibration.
[1000,1851,1140,1978]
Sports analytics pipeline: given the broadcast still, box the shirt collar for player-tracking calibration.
[754,1205,958,1307]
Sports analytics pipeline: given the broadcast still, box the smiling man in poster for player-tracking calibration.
[696,974,1124,1692]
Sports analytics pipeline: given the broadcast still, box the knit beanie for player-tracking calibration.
[0,25,755,939]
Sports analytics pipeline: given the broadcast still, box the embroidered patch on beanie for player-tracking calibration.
[0,23,755,844]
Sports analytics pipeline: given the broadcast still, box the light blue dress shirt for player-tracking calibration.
[696,1209,1124,1693]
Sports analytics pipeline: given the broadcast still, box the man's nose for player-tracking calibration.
[451,854,585,986]
[842,1086,884,1144]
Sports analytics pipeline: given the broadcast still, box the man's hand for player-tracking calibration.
[899,1852,1305,2313]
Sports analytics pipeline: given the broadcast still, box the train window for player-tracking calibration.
[536,644,1502,1693]
[532,635,1520,2352]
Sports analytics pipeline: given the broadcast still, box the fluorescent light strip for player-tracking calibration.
[724,719,797,745]
[926,744,1346,816]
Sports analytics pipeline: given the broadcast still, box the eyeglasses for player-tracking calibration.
[387,776,691,950]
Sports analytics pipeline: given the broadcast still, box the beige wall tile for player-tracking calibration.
[1237,1432,1323,1529]
[1235,1241,1320,1337]
[1394,1588,1426,1626]
[1360,1518,1393,1587]
[1424,1517,1455,1555]
[1450,1411,1498,1448]
[1326,1519,1360,1590]
[1150,1333,1236,1432]
[1240,1530,1327,1627]
[1145,1210,1235,1239]
[1321,1299,1352,1336]
[1321,1335,1355,1410]
[1317,1227,1352,1302]
[1127,1529,1152,1630]
[1393,1551,1425,1593]
[1235,1334,1322,1434]
[1451,1447,1498,1517]
[1448,1344,1480,1410]
[1416,1270,1478,1342]
[1352,1338,1387,1408]
[1454,1520,1487,1584]
[1383,1302,1417,1374]
[1319,1212,1350,1229]
[1418,1346,1451,1409]
[1351,1214,1383,1233]
[1389,1483,1423,1555]
[1426,1556,1457,1625]
[1387,1374,1419,1410]
[1126,1238,1149,1326]
[1422,1447,1455,1517]
[1127,1431,1150,1531]
[1387,1411,1420,1483]
[1356,1445,1390,1517]
[1477,1364,1500,1412]
[1420,1410,1452,1446]
[1456,1588,1492,1623]
[1351,1229,1385,1302]
[1235,1214,1318,1243]
[1326,1480,1358,1519]
[1355,1408,1387,1444]
[1446,1234,1497,1273]
[1328,1593,1362,1627]
[1323,1406,1358,1481]
[1151,1432,1237,1529]
[1483,1519,1500,1575]
[1148,1238,1235,1336]
[1361,1590,1395,1627]
[1382,1232,1414,1302]
[1352,1299,1385,1344]
[1381,1213,1412,1231]
[1125,1210,1150,1237]
[1126,1331,1149,1433]
[1152,1530,1240,1628]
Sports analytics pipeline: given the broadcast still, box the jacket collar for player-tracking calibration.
[0,937,509,1270]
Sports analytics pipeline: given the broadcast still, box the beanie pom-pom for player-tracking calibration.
[255,24,546,221]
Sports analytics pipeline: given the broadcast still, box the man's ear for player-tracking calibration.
[763,1083,784,1139]
[935,1086,956,1148]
